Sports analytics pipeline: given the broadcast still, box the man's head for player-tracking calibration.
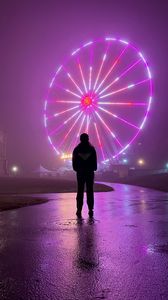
[80,133,89,143]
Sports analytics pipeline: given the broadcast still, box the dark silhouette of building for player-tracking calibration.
[0,131,8,176]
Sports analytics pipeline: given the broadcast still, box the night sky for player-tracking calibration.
[0,0,168,171]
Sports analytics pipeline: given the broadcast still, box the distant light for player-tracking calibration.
[61,153,72,160]
[11,166,19,173]
[165,163,168,169]
[138,159,145,166]
[123,158,128,164]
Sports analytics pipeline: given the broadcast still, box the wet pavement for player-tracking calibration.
[0,183,168,300]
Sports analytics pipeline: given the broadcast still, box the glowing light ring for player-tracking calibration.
[44,37,153,163]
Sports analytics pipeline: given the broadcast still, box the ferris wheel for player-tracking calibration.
[44,37,152,163]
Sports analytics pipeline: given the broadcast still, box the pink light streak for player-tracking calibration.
[94,122,105,160]
[93,49,108,90]
[95,111,122,147]
[95,46,128,93]
[98,106,139,129]
[66,115,86,153]
[78,62,87,93]
[54,100,80,104]
[99,78,149,99]
[99,58,142,96]
[67,72,84,95]
[54,105,79,117]
[97,101,147,106]
[59,111,83,147]
[89,67,92,90]
[71,115,86,151]
[65,88,81,99]
[85,116,90,133]
[64,109,81,124]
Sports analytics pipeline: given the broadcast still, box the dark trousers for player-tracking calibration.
[76,171,94,211]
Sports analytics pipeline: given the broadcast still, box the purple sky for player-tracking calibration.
[0,0,168,170]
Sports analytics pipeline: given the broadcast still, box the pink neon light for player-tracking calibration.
[98,106,139,129]
[93,45,109,90]
[95,111,122,147]
[95,45,128,93]
[89,67,92,90]
[99,59,142,95]
[94,122,105,160]
[97,101,147,106]
[54,100,80,104]
[99,78,149,99]
[67,72,83,95]
[59,111,83,147]
[78,62,87,93]
[65,89,81,99]
[64,110,81,124]
[54,105,79,117]
[66,115,86,153]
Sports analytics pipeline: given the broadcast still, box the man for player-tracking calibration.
[72,133,97,218]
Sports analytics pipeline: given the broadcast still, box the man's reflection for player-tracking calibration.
[75,218,99,270]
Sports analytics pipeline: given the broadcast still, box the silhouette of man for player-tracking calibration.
[72,133,97,218]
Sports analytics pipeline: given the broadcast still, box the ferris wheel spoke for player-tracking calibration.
[93,43,110,91]
[91,109,115,157]
[99,78,150,99]
[66,72,84,95]
[68,115,86,153]
[54,83,81,99]
[59,111,83,148]
[97,101,147,106]
[95,111,123,148]
[88,45,94,91]
[89,67,92,91]
[64,109,81,124]
[94,122,106,161]
[49,109,81,136]
[99,58,142,96]
[54,100,80,104]
[85,115,90,133]
[47,105,79,120]
[78,61,88,93]
[95,45,128,93]
[65,88,81,99]
[94,112,117,156]
[98,106,140,129]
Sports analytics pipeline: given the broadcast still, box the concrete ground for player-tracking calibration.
[0,183,168,300]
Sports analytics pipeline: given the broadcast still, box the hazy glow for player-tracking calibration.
[138,158,145,165]
[11,165,19,172]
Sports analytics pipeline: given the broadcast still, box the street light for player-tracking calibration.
[137,159,145,166]
[11,165,19,175]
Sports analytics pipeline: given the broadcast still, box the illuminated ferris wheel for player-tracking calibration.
[44,37,152,163]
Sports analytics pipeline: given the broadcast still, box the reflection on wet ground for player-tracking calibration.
[0,183,168,299]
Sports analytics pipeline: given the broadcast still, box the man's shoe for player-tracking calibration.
[88,210,93,217]
[76,210,82,218]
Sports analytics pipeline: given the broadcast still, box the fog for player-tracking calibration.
[0,0,168,171]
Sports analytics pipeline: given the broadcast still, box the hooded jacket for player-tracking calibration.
[72,142,97,172]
